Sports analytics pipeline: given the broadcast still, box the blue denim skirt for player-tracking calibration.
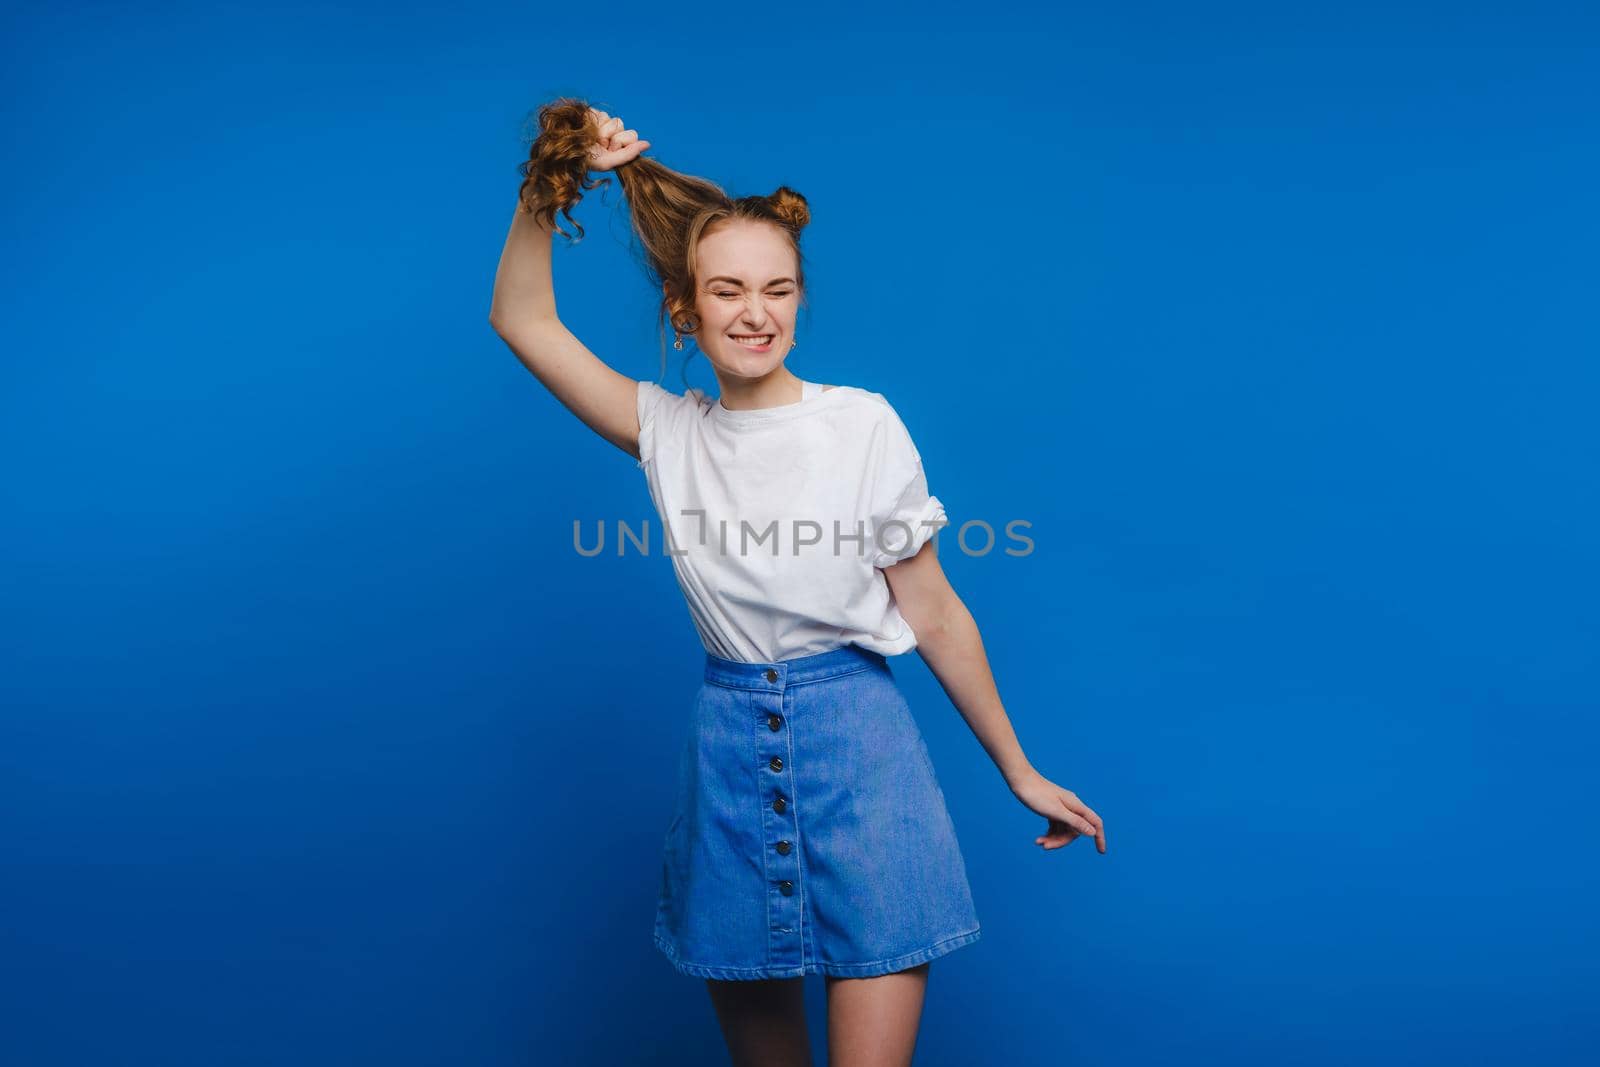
[652,642,982,980]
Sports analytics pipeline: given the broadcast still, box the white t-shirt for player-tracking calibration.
[635,378,949,664]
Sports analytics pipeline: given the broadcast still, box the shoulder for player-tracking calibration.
[637,379,716,429]
[824,385,923,448]
[635,379,713,467]
[638,379,713,412]
[818,384,901,423]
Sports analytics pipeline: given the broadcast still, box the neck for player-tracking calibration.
[715,368,804,412]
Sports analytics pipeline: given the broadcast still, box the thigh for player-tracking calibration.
[825,962,930,1067]
[794,668,980,971]
[705,977,814,1067]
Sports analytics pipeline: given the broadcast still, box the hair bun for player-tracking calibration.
[767,186,811,232]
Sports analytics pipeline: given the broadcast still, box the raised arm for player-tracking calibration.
[487,109,651,461]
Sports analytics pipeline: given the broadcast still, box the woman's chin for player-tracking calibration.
[713,346,784,375]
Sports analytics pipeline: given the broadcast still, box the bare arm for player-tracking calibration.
[883,542,1034,786]
[883,542,1108,853]
[487,196,642,460]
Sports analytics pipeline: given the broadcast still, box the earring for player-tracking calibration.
[674,333,684,350]
[791,339,798,349]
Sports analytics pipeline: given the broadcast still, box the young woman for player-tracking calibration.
[489,98,1107,1067]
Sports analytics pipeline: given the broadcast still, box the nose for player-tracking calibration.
[741,294,773,325]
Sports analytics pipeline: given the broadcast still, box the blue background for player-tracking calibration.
[3,2,1595,1064]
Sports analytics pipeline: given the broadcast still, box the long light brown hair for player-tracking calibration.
[517,97,812,374]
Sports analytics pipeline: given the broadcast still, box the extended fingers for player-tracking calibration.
[1077,799,1107,845]
[1056,795,1098,837]
[1029,801,1099,852]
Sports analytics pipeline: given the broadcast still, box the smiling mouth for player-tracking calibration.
[729,334,775,349]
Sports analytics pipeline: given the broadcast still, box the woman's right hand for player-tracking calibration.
[586,108,650,172]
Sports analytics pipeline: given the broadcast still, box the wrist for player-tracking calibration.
[1001,761,1037,791]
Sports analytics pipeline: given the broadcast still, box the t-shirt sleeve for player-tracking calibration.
[636,379,675,470]
[867,401,949,570]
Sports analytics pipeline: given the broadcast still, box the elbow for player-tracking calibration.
[927,590,969,641]
[906,594,962,648]
[487,308,516,335]
[489,309,561,339]
[909,613,954,657]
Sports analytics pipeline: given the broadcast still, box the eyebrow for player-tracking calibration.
[704,276,797,287]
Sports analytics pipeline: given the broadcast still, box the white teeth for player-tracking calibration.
[731,335,773,347]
